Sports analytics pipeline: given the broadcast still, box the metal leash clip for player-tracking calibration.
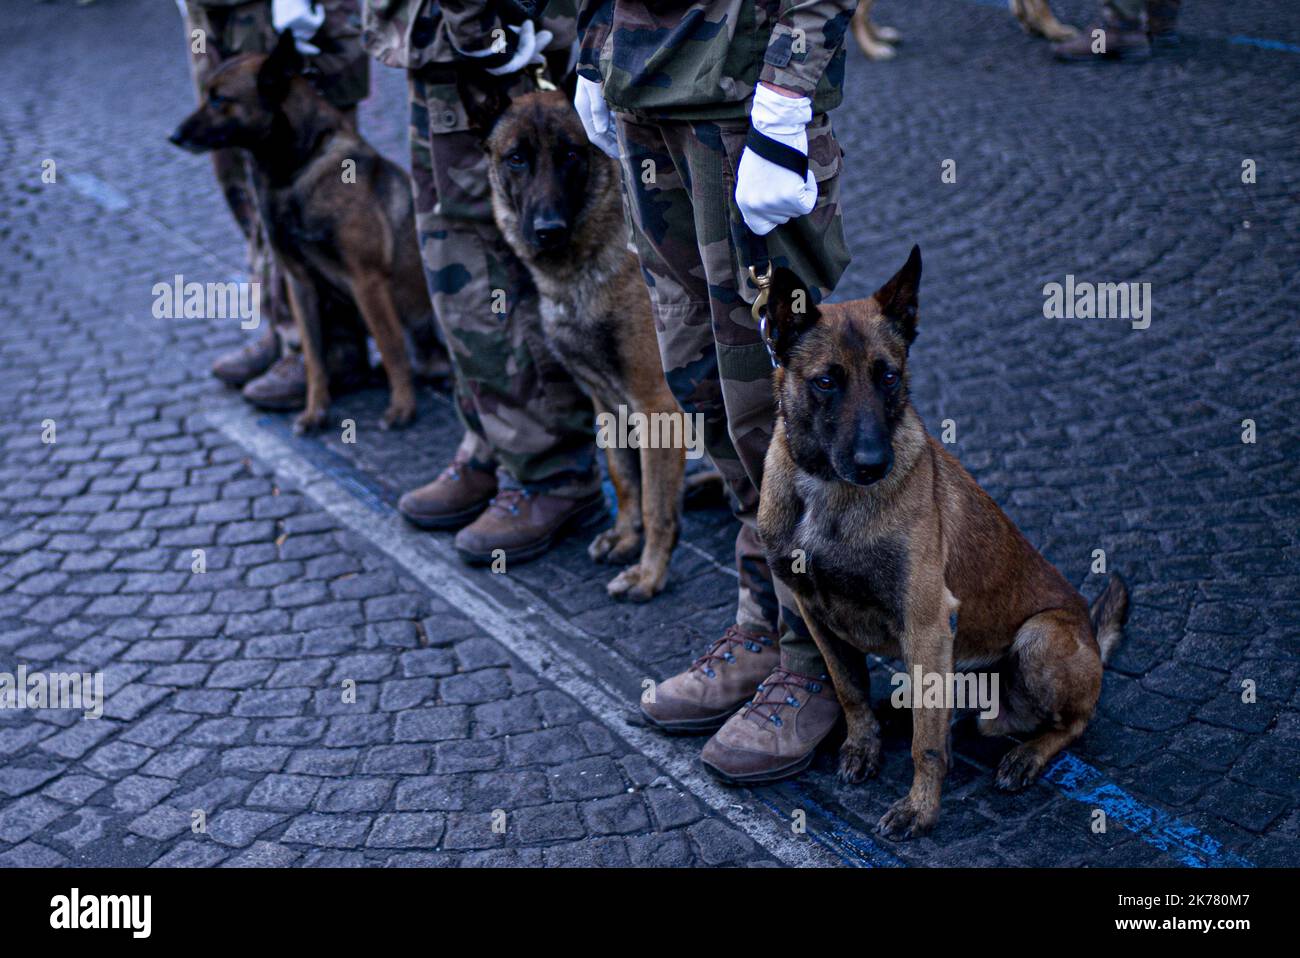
[531,63,557,93]
[749,262,780,369]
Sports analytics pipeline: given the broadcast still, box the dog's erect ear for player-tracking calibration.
[872,244,922,345]
[767,267,820,362]
[257,30,303,104]
[458,71,515,139]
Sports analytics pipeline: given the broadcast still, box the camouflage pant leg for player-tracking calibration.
[407,70,598,493]
[615,111,850,675]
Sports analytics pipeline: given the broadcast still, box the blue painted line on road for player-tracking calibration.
[1229,34,1300,54]
[754,793,861,868]
[772,782,908,868]
[1043,752,1255,868]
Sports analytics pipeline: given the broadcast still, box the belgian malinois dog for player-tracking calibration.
[485,90,687,601]
[170,30,445,433]
[757,246,1129,840]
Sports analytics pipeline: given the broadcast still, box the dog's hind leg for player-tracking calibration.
[590,403,644,568]
[286,273,330,435]
[349,274,416,430]
[792,595,881,784]
[607,439,684,602]
[991,608,1101,792]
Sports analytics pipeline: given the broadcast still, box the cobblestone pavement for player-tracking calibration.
[0,0,1296,868]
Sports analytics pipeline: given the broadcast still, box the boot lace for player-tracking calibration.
[689,625,772,680]
[489,488,532,516]
[742,667,824,728]
[439,453,472,483]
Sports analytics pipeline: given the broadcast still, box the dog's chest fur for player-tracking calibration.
[532,247,635,408]
[765,470,910,650]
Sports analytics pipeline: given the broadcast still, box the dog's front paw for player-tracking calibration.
[380,398,416,431]
[875,794,938,841]
[606,562,668,602]
[837,736,882,784]
[588,527,641,565]
[994,744,1046,792]
[294,407,328,435]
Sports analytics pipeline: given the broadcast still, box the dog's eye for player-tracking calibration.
[811,374,837,392]
[879,368,900,388]
[506,152,527,169]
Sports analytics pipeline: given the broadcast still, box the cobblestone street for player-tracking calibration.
[0,0,1296,867]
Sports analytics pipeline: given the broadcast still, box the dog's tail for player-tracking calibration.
[1089,572,1129,665]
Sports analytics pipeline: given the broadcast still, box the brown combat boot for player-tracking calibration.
[454,488,606,566]
[398,452,498,531]
[212,327,279,388]
[640,626,780,733]
[1053,7,1150,61]
[240,343,372,412]
[241,353,308,411]
[701,667,841,784]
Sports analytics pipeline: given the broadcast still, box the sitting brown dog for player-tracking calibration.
[170,31,445,433]
[757,247,1128,840]
[485,90,688,601]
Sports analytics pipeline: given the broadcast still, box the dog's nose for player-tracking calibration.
[531,215,569,250]
[852,448,892,485]
[168,128,186,147]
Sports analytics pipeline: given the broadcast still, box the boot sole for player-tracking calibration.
[455,496,607,567]
[701,750,817,786]
[242,393,306,412]
[400,501,491,532]
[240,377,372,413]
[639,705,739,736]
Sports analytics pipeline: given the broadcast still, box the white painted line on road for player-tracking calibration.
[207,402,841,868]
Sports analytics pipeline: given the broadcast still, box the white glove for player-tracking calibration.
[735,84,817,236]
[464,21,553,77]
[272,0,325,55]
[575,76,620,159]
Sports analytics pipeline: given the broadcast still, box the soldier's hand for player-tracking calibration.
[575,77,620,160]
[735,84,817,237]
[271,0,325,56]
[477,21,553,77]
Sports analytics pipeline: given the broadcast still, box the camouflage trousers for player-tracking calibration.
[615,112,850,675]
[406,69,598,493]
[182,0,370,348]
